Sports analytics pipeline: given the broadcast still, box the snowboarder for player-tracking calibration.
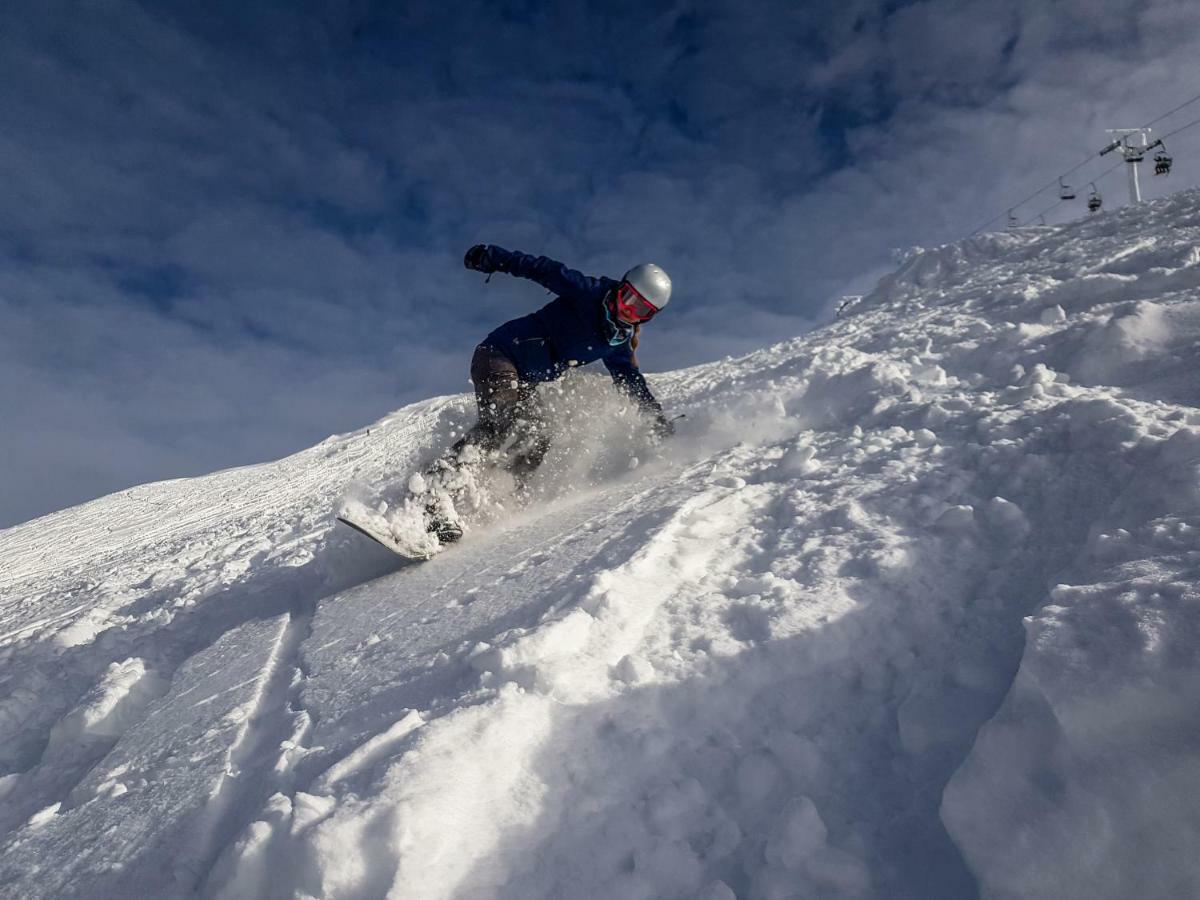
[424,244,675,542]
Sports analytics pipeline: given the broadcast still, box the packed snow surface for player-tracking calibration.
[4,190,1200,899]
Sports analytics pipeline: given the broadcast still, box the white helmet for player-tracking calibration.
[622,263,672,310]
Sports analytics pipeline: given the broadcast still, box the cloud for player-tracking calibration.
[3,0,1200,526]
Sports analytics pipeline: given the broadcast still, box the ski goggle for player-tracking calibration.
[615,281,660,322]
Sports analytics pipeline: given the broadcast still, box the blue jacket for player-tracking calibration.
[478,246,662,411]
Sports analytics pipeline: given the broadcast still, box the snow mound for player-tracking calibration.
[3,188,1200,898]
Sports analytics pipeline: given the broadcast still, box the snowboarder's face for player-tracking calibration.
[614,281,659,324]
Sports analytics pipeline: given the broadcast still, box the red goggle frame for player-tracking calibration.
[615,281,660,322]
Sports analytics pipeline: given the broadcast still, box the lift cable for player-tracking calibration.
[1143,90,1200,129]
[1156,112,1200,143]
[1020,159,1124,226]
[967,153,1098,236]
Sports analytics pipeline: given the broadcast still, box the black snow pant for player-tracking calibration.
[452,344,551,478]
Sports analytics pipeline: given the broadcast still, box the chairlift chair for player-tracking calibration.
[1087,183,1102,213]
[1059,177,1076,201]
[1007,209,1019,229]
[1154,142,1173,176]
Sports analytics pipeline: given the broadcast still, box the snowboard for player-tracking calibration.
[336,502,441,561]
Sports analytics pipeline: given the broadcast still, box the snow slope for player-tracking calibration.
[3,189,1200,899]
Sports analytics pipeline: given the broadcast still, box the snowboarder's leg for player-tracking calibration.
[505,383,552,489]
[421,345,528,542]
[460,344,527,453]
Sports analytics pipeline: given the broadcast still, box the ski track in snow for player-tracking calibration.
[3,190,1200,898]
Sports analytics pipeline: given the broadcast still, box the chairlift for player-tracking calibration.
[1037,215,1046,226]
[1153,141,1173,176]
[1058,177,1076,201]
[1124,139,1145,164]
[1007,209,1019,229]
[1087,183,1102,213]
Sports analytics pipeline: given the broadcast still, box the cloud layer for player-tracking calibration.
[3,0,1200,526]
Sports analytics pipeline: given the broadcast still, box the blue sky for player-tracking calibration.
[3,0,1199,527]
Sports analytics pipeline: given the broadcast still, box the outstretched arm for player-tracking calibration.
[464,244,606,301]
[605,348,674,438]
[604,343,663,413]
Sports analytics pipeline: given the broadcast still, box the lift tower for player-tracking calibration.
[1101,128,1152,204]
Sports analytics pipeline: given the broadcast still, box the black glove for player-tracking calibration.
[464,244,494,273]
[651,412,676,439]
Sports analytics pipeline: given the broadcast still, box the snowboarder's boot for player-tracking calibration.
[424,500,464,544]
